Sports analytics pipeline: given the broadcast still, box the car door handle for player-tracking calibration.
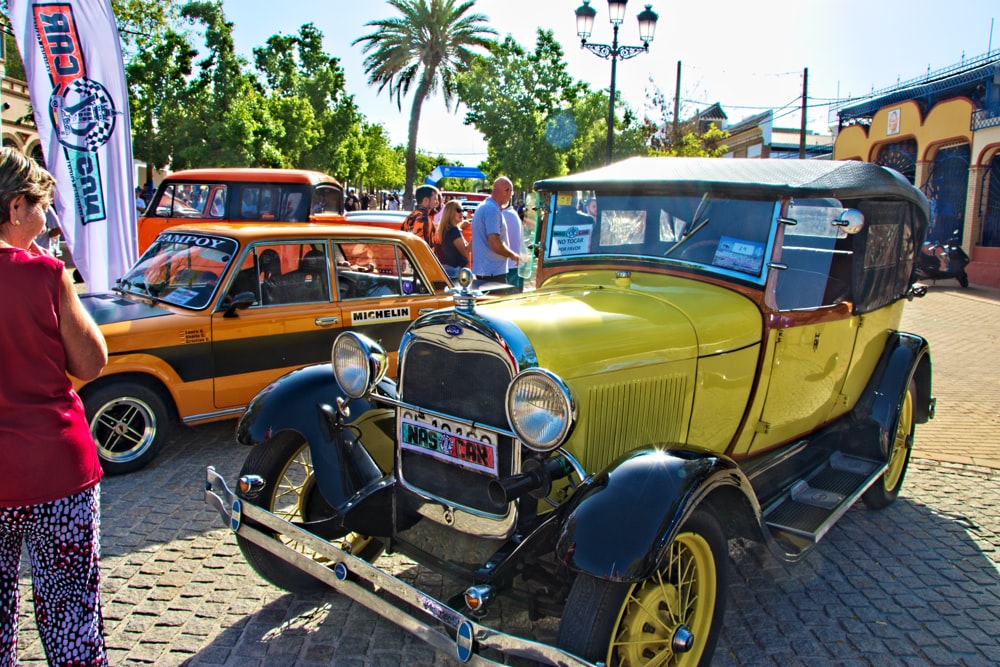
[315,316,339,326]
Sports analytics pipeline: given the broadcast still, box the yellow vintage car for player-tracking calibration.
[208,158,935,667]
[76,222,453,474]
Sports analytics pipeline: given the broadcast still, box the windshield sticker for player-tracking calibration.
[712,236,766,275]
[158,233,237,254]
[551,224,593,256]
[161,287,199,305]
[351,307,410,324]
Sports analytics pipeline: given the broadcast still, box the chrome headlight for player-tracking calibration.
[505,369,576,452]
[332,332,388,399]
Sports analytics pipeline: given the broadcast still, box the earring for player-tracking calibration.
[12,219,20,226]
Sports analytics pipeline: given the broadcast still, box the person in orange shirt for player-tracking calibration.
[400,185,440,248]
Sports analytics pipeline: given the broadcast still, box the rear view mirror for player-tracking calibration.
[833,208,865,234]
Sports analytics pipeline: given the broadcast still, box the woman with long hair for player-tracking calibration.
[434,199,471,278]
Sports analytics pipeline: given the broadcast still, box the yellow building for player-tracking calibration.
[833,50,1000,287]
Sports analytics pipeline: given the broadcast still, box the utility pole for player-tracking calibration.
[673,60,681,147]
[799,67,808,159]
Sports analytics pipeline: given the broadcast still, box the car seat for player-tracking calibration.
[258,249,282,304]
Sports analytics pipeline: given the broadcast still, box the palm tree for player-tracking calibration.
[353,0,496,209]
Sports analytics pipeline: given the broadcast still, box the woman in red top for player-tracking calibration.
[0,148,108,665]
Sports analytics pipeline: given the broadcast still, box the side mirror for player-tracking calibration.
[223,291,257,318]
[833,208,865,234]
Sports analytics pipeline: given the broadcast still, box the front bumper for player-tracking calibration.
[204,467,596,667]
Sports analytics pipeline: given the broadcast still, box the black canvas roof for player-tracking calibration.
[534,157,929,216]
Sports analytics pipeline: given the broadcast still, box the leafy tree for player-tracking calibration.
[126,28,197,171]
[353,0,496,208]
[653,122,729,157]
[644,80,728,157]
[456,31,587,190]
[1,0,182,81]
[165,1,274,168]
[111,0,184,53]
[457,30,653,188]
[252,23,365,177]
[357,121,404,193]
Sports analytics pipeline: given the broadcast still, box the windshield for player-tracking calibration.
[117,231,237,309]
[543,192,779,281]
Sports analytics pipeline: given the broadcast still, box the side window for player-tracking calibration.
[238,187,264,219]
[311,184,342,215]
[226,243,331,307]
[263,243,330,305]
[774,200,853,310]
[335,242,430,300]
[207,186,228,219]
[153,183,211,218]
[226,246,264,305]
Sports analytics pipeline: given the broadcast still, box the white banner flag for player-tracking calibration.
[9,0,137,291]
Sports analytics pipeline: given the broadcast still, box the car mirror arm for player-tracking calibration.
[223,291,257,318]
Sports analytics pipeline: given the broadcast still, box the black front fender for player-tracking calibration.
[237,363,397,510]
[554,447,755,583]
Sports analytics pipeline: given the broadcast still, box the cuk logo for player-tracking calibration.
[50,77,120,152]
[33,4,118,225]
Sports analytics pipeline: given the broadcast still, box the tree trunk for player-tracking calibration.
[404,71,435,210]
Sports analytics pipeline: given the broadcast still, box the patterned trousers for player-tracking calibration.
[0,485,107,666]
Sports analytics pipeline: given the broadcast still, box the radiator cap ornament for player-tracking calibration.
[450,267,480,313]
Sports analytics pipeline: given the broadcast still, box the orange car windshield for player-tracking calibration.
[118,232,238,309]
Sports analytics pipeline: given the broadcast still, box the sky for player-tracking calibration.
[221,0,999,167]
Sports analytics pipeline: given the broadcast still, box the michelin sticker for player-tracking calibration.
[351,307,411,325]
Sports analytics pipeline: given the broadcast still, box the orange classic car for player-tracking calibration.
[137,168,347,253]
[76,222,453,474]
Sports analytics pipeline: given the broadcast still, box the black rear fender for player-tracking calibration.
[850,332,932,460]
[554,447,761,583]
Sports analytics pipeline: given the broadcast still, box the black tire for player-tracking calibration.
[556,508,728,667]
[957,270,969,288]
[862,380,915,510]
[236,432,384,594]
[84,381,171,475]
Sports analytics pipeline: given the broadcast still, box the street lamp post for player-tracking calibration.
[575,0,659,164]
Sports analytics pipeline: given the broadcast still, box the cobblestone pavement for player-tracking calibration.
[899,283,1000,469]
[15,286,1000,666]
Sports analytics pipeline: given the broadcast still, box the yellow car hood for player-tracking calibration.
[480,273,761,379]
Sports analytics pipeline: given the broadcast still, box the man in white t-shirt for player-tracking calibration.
[501,204,523,292]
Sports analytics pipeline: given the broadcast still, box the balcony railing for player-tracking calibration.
[972,108,1000,131]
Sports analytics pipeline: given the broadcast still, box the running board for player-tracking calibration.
[762,451,885,557]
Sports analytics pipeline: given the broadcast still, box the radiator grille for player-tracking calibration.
[400,340,510,428]
[584,375,689,469]
[398,335,515,514]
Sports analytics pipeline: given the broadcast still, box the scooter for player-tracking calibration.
[915,236,970,288]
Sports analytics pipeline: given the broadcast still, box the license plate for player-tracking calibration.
[399,415,498,475]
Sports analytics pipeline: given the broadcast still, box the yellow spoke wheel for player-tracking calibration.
[609,531,717,666]
[557,508,727,667]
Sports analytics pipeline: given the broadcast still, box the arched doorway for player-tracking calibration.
[873,139,917,184]
[921,143,970,244]
[981,153,1000,247]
